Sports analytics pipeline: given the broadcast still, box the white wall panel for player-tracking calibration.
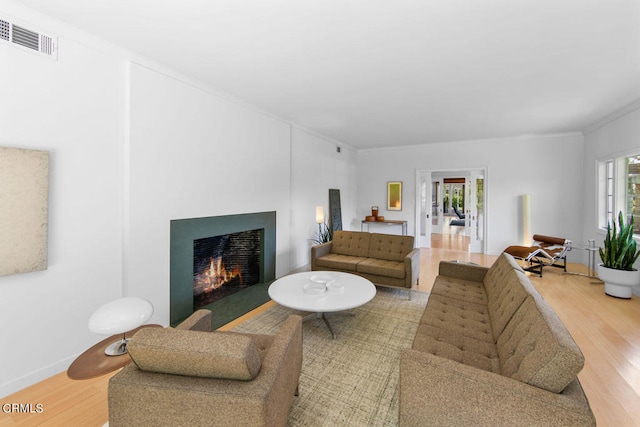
[290,129,358,270]
[357,134,584,255]
[127,64,292,325]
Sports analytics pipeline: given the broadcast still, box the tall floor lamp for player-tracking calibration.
[316,206,324,236]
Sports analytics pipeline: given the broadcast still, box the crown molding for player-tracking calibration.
[583,98,640,135]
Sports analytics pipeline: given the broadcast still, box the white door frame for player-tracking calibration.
[415,171,434,247]
[415,167,488,253]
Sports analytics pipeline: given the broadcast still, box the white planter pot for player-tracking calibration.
[597,264,640,299]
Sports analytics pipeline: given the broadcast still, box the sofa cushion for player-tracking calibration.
[367,233,414,261]
[330,230,371,257]
[412,323,500,373]
[483,253,525,303]
[314,253,366,272]
[430,276,488,306]
[421,293,489,319]
[357,258,405,279]
[419,294,494,343]
[497,296,584,393]
[486,271,531,341]
[128,328,262,380]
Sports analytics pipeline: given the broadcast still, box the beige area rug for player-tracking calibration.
[233,287,429,426]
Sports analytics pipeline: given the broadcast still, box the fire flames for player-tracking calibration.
[195,256,243,293]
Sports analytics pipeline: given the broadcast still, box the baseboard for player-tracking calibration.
[290,263,311,274]
[0,355,76,398]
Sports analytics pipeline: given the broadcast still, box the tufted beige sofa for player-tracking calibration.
[399,253,595,426]
[108,310,303,427]
[311,230,419,298]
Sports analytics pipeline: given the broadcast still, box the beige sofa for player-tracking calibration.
[108,310,303,427]
[311,230,419,297]
[399,253,595,426]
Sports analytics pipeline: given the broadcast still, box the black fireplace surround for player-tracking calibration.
[170,211,276,326]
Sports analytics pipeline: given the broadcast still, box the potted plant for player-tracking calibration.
[598,211,640,298]
[312,222,333,245]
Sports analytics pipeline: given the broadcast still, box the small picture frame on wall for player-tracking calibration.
[387,181,402,211]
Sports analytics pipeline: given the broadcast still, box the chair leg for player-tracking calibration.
[523,260,543,277]
[295,384,300,397]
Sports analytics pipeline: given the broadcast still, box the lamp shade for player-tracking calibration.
[89,297,154,336]
[316,206,324,224]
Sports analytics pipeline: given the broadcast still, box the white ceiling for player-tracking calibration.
[14,0,640,149]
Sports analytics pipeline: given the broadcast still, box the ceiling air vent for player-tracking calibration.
[0,18,58,60]
[0,20,9,42]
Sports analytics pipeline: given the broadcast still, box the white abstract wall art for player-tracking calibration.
[0,147,49,277]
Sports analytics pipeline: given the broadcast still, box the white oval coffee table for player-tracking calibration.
[268,271,376,339]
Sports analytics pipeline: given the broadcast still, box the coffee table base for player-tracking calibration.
[302,311,355,339]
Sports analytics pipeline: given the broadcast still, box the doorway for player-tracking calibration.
[415,168,486,253]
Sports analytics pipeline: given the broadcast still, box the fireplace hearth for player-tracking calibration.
[170,211,276,326]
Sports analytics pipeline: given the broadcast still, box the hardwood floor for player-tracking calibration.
[2,246,640,426]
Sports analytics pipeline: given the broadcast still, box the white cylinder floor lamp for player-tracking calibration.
[316,206,324,236]
[522,194,531,246]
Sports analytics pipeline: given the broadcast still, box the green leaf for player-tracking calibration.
[600,211,640,270]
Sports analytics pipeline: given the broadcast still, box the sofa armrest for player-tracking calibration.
[399,349,595,426]
[311,241,332,270]
[437,260,489,283]
[175,309,213,332]
[404,248,421,287]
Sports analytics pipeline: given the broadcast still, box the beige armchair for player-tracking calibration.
[108,310,303,427]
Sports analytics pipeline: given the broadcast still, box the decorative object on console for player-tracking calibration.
[387,181,402,211]
[365,206,379,222]
[88,297,154,356]
[598,211,640,298]
[0,146,49,277]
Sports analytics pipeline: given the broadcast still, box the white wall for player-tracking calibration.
[0,4,334,397]
[0,8,124,395]
[290,129,358,270]
[126,63,292,324]
[357,134,585,255]
[3,0,633,400]
[583,103,640,275]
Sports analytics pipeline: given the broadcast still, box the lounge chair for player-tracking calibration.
[504,234,571,277]
[453,206,465,219]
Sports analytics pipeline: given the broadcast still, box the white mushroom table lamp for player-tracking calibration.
[88,297,154,356]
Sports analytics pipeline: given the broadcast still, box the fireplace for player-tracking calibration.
[170,211,276,326]
[193,229,262,309]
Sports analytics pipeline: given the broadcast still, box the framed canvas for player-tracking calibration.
[329,189,342,232]
[387,181,402,211]
[0,147,49,276]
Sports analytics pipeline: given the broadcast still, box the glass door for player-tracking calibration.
[417,171,432,247]
[468,170,486,253]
